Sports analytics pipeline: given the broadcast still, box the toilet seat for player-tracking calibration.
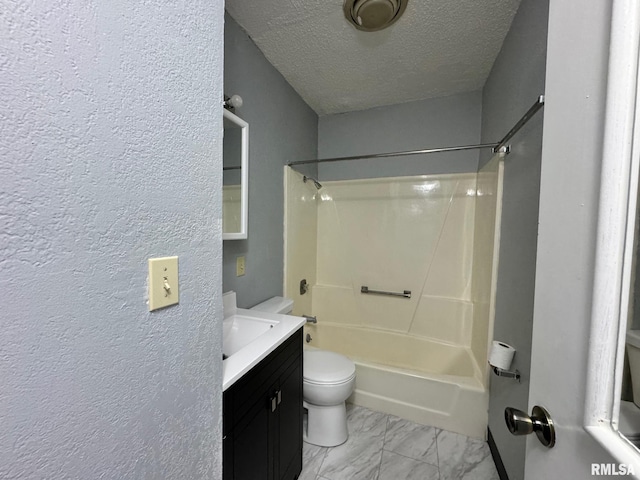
[304,350,356,385]
[304,372,356,387]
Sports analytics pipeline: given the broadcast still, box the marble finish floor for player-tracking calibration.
[300,404,499,480]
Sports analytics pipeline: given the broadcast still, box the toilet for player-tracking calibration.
[251,296,356,447]
[621,329,640,444]
[302,349,356,446]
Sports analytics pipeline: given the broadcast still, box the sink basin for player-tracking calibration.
[223,315,279,357]
[222,291,306,390]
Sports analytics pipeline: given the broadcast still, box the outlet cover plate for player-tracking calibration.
[236,256,245,277]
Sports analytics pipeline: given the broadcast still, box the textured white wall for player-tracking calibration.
[1,1,224,478]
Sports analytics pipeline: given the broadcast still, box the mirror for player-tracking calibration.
[223,109,248,240]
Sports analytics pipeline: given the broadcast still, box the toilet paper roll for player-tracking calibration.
[489,341,516,370]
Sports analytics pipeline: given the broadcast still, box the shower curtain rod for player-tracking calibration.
[287,95,545,168]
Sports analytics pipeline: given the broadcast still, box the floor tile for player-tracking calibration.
[378,450,440,480]
[384,415,439,466]
[317,428,384,480]
[436,429,499,480]
[299,442,328,480]
[317,405,387,480]
[300,404,499,480]
[346,404,389,437]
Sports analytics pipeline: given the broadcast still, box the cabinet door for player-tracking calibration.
[233,394,275,480]
[223,330,303,480]
[276,360,303,480]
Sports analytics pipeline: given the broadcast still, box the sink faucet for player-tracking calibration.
[303,315,317,324]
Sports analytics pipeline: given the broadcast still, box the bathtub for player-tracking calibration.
[304,323,489,439]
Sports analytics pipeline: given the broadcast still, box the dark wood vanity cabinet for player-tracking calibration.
[223,329,303,480]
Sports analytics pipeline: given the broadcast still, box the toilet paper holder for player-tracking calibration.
[492,365,521,382]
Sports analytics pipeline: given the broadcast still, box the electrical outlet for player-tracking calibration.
[148,256,179,311]
[236,256,246,277]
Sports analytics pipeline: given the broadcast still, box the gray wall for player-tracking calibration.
[1,1,224,478]
[479,0,549,478]
[318,91,483,181]
[223,14,318,308]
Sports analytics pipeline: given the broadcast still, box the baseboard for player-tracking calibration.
[487,427,509,480]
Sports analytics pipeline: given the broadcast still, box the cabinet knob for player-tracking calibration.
[277,390,282,405]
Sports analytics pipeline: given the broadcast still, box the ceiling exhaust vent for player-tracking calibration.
[343,0,408,32]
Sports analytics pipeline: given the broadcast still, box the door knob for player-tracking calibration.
[504,405,555,448]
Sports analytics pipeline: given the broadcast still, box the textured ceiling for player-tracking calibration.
[226,0,522,115]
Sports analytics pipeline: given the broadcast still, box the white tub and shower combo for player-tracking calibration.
[283,156,504,439]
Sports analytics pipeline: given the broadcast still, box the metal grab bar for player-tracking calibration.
[360,286,411,299]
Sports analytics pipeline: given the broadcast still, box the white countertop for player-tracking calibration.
[222,308,305,391]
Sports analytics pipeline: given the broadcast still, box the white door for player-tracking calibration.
[523,1,640,479]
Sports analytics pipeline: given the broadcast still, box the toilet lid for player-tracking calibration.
[304,350,356,384]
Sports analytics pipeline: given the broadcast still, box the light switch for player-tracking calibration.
[236,256,245,277]
[148,256,179,311]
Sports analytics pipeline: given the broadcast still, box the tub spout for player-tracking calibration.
[304,315,318,324]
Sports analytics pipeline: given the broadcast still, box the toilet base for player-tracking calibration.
[303,400,348,447]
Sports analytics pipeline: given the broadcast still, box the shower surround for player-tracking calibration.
[284,157,503,438]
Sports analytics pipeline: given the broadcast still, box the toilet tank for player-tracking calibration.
[627,329,640,407]
[251,296,294,315]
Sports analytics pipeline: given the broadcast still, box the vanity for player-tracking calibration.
[222,293,305,480]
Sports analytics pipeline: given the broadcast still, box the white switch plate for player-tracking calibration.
[148,256,179,311]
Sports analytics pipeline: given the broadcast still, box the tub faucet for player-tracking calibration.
[304,315,317,324]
